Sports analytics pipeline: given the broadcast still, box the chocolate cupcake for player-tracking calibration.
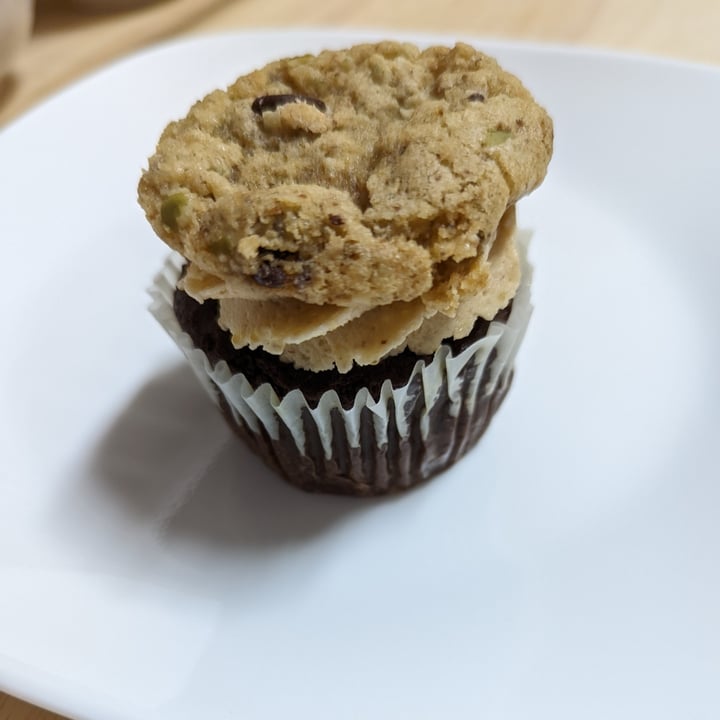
[140,42,553,495]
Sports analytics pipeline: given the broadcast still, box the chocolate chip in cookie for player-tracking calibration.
[251,94,327,115]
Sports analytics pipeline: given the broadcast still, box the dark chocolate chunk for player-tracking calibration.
[468,92,486,102]
[253,261,287,288]
[328,214,344,226]
[251,94,327,115]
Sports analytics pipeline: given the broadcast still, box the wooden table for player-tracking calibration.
[0,0,717,717]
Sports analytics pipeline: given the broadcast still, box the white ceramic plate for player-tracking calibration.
[1,29,719,720]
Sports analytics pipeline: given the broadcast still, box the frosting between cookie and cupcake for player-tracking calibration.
[179,205,519,372]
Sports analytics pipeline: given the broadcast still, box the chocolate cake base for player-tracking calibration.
[173,286,514,496]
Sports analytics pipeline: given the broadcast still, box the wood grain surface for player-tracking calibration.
[1,0,718,717]
[2,0,720,126]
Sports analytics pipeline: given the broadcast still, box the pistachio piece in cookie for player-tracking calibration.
[159,192,187,231]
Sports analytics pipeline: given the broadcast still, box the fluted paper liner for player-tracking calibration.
[148,233,533,495]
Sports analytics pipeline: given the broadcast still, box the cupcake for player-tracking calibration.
[140,42,553,495]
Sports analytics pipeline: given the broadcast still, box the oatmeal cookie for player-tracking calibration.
[138,41,552,308]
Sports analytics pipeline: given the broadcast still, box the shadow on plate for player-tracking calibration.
[89,362,373,552]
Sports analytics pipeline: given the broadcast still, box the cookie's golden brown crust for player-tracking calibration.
[138,42,552,308]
